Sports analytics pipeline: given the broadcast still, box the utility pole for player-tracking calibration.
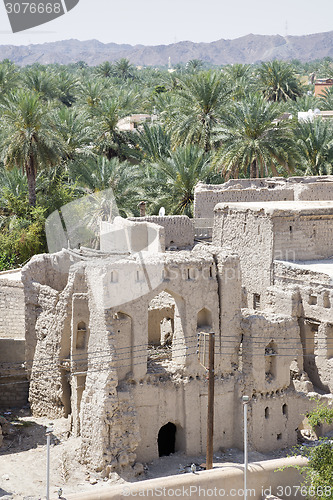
[206,332,215,470]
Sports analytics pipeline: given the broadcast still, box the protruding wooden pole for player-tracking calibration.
[206,332,215,470]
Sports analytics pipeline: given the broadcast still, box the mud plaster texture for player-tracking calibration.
[194,175,333,219]
[1,188,333,477]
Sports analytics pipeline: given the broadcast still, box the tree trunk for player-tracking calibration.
[26,157,36,206]
[250,159,258,179]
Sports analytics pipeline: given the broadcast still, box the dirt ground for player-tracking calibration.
[0,408,295,500]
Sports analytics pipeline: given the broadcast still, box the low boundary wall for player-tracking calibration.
[66,457,307,500]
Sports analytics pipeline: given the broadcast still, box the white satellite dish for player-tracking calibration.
[159,207,166,216]
[314,108,321,115]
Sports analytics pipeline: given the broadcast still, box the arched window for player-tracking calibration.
[197,308,212,330]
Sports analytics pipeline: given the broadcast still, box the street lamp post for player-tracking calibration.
[242,396,249,500]
[46,424,53,500]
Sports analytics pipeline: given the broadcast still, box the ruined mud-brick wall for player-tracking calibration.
[269,263,333,393]
[194,176,333,219]
[80,263,140,472]
[194,184,294,219]
[97,245,242,462]
[295,181,333,201]
[273,211,333,261]
[213,204,274,307]
[0,276,25,339]
[240,310,307,452]
[21,251,82,417]
[213,201,333,307]
[130,376,237,462]
[128,216,194,248]
[0,339,28,408]
[0,375,29,408]
[0,274,28,407]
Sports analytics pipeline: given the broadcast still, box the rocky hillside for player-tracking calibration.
[1,31,333,66]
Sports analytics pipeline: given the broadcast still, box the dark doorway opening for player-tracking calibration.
[158,422,176,457]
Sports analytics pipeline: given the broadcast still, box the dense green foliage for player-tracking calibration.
[287,402,333,498]
[0,57,332,269]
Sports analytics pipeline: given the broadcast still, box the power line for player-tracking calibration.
[0,337,331,374]
[2,332,332,370]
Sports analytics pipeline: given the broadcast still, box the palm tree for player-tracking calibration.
[0,90,64,206]
[146,145,214,216]
[91,90,140,160]
[96,61,114,79]
[0,165,27,202]
[319,87,333,111]
[163,71,231,151]
[289,94,321,113]
[23,67,57,101]
[68,156,142,217]
[0,60,20,97]
[223,64,256,100]
[78,78,107,109]
[294,118,333,175]
[53,70,79,107]
[213,94,298,178]
[52,106,94,163]
[317,58,333,79]
[136,123,172,162]
[186,59,204,73]
[258,60,304,102]
[113,59,135,80]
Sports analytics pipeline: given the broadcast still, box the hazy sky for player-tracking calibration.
[0,0,332,46]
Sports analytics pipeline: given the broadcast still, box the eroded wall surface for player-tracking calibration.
[128,216,194,249]
[0,276,25,339]
[195,176,333,219]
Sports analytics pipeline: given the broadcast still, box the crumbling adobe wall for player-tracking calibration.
[0,339,28,408]
[131,376,237,462]
[213,205,274,308]
[75,244,242,469]
[21,251,84,417]
[295,181,333,201]
[194,176,333,219]
[240,310,307,452]
[268,266,333,393]
[79,264,140,472]
[273,213,333,261]
[248,390,313,453]
[194,184,293,219]
[128,216,194,249]
[148,291,175,345]
[26,276,74,417]
[22,251,81,372]
[241,310,302,395]
[0,276,25,339]
[213,202,333,307]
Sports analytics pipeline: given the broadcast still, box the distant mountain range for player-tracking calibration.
[1,31,333,66]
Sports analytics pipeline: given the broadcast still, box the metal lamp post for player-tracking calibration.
[242,396,249,500]
[46,424,53,500]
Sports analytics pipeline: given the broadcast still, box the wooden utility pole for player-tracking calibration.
[206,331,215,470]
